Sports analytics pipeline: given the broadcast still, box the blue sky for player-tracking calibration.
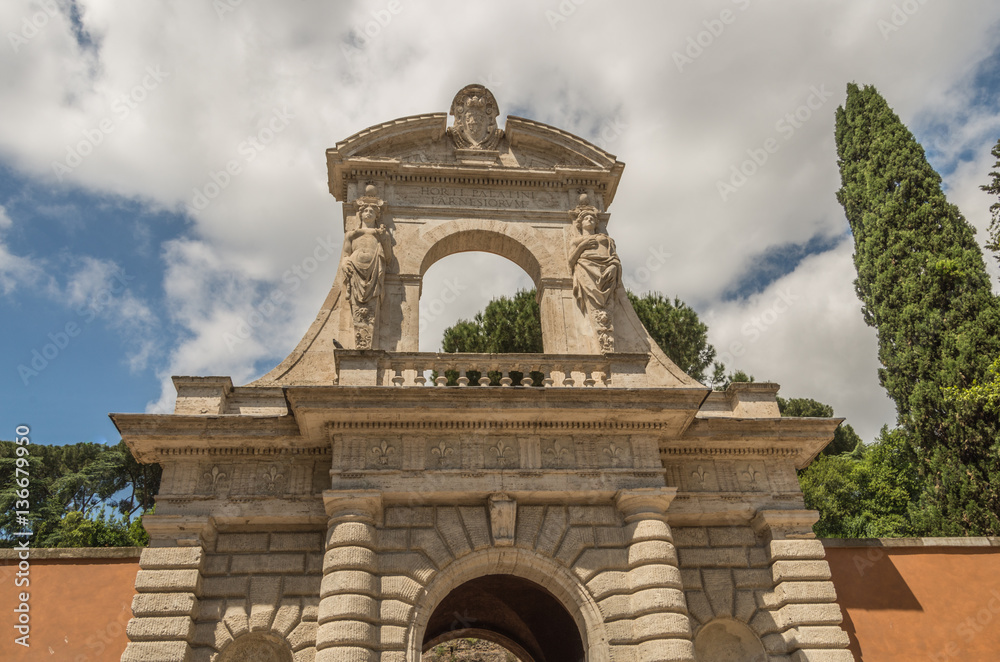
[2,1,1000,447]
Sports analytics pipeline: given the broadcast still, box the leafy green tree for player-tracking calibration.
[0,440,160,547]
[442,289,726,385]
[777,396,861,456]
[835,83,1000,534]
[626,292,722,383]
[982,138,1000,263]
[799,427,920,538]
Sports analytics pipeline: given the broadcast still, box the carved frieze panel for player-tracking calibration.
[484,436,520,470]
[541,437,575,469]
[426,439,460,469]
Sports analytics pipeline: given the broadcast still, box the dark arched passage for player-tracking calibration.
[421,574,586,662]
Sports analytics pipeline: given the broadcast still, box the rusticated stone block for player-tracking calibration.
[284,575,321,596]
[410,528,453,569]
[271,531,324,552]
[250,602,276,632]
[773,603,843,629]
[771,560,832,583]
[680,568,702,590]
[735,589,757,623]
[628,563,683,591]
[626,519,673,544]
[324,545,377,572]
[685,590,713,625]
[678,546,748,568]
[632,611,692,640]
[702,569,734,618]
[575,547,629,583]
[135,569,201,594]
[202,554,229,575]
[733,568,775,589]
[761,581,838,608]
[131,592,197,617]
[318,593,377,623]
[782,625,851,649]
[230,553,305,574]
[506,506,540,552]
[671,527,709,548]
[769,539,827,561]
[458,506,491,550]
[294,646,317,662]
[556,526,595,566]
[289,619,318,650]
[320,570,378,598]
[707,527,758,548]
[223,603,249,638]
[628,539,677,567]
[637,638,696,662]
[314,645,375,662]
[140,547,204,569]
[376,528,408,551]
[379,624,408,648]
[385,506,435,527]
[121,641,193,662]
[316,619,372,647]
[535,507,568,557]
[202,576,249,598]
[326,522,375,549]
[790,650,855,662]
[436,507,473,557]
[273,600,303,636]
[379,552,436,583]
[216,533,269,553]
[595,525,628,548]
[569,505,620,526]
[380,599,413,625]
[126,616,194,642]
[380,575,424,603]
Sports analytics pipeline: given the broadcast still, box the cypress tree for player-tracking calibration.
[835,83,1000,535]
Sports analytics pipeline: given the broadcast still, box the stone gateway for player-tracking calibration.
[113,85,855,662]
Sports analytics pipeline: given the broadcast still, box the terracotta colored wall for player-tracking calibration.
[0,555,139,662]
[826,544,1000,662]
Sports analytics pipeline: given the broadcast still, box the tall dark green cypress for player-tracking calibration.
[835,83,1000,535]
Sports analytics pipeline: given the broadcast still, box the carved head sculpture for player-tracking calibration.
[353,184,384,227]
[570,193,603,235]
[449,84,501,149]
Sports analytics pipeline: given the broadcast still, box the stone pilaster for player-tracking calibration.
[752,510,854,662]
[317,491,383,662]
[614,488,695,662]
[121,515,215,662]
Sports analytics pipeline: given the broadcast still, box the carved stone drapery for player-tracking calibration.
[342,185,390,349]
[568,194,622,352]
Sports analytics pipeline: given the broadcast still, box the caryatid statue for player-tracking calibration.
[568,194,622,353]
[342,184,391,349]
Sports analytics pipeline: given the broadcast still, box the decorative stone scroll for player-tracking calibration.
[342,184,391,349]
[568,194,622,352]
[448,84,502,150]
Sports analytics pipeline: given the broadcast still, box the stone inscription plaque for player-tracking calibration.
[393,185,562,210]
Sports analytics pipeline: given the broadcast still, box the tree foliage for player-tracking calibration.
[0,440,159,548]
[777,396,861,456]
[835,83,1000,534]
[798,427,920,538]
[982,138,1000,264]
[626,292,722,384]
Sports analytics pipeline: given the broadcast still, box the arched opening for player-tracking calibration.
[418,251,535,353]
[420,574,585,662]
[217,632,293,662]
[693,619,767,662]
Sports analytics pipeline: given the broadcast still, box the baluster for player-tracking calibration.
[542,366,554,388]
[584,365,597,387]
[391,365,404,387]
[414,366,427,386]
[520,367,534,388]
[500,370,513,387]
[457,365,470,387]
[562,368,576,387]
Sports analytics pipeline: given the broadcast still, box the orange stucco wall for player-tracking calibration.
[0,554,139,662]
[825,544,1000,662]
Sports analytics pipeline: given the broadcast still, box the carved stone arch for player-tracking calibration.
[414,224,553,284]
[693,618,767,662]
[407,547,611,662]
[216,631,294,662]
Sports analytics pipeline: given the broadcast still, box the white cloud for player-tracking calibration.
[0,0,997,434]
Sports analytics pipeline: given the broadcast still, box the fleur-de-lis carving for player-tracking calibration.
[431,441,453,466]
[204,465,226,491]
[691,465,708,484]
[544,442,570,463]
[370,440,395,465]
[603,442,624,466]
[490,441,512,467]
[260,465,284,494]
[742,465,764,489]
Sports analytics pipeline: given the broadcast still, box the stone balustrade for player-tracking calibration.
[367,351,651,387]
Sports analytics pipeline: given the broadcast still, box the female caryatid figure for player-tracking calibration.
[342,185,391,349]
[568,195,622,352]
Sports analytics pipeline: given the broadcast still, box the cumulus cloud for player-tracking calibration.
[1,0,998,434]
